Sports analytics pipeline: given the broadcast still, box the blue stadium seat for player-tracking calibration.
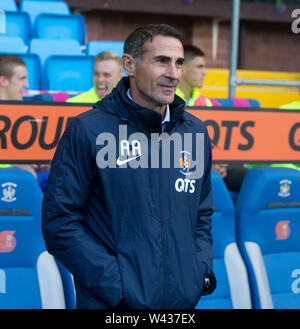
[33,13,86,45]
[195,170,252,309]
[20,0,70,27]
[0,36,27,54]
[0,167,66,308]
[86,40,124,58]
[43,55,94,91]
[4,12,31,45]
[236,167,300,309]
[29,38,83,67]
[17,53,42,90]
[246,99,260,107]
[0,0,18,11]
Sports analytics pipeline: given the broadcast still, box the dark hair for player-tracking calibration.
[124,24,184,59]
[0,54,26,77]
[183,45,205,62]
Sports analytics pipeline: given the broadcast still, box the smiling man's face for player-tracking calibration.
[128,35,184,112]
[93,59,123,99]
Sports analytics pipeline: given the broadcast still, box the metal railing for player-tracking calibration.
[228,0,300,98]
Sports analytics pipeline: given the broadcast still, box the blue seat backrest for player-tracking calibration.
[0,0,18,11]
[0,167,66,308]
[86,40,124,58]
[0,36,27,54]
[196,170,251,309]
[5,12,31,45]
[16,53,41,90]
[236,167,300,309]
[246,99,260,107]
[43,55,94,91]
[29,38,83,67]
[20,0,70,27]
[33,13,86,45]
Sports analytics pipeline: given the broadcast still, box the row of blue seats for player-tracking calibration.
[3,37,124,62]
[0,37,124,65]
[197,167,300,309]
[0,166,299,308]
[0,167,75,308]
[2,0,71,28]
[2,11,86,45]
[1,50,262,108]
[1,0,124,59]
[3,53,98,92]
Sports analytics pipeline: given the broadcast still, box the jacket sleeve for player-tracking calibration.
[42,118,122,308]
[195,127,216,295]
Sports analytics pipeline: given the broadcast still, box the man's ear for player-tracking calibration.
[0,75,8,88]
[122,54,136,77]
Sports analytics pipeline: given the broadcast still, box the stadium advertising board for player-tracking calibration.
[0,102,299,164]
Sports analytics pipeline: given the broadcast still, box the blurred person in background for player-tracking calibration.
[176,44,212,106]
[0,54,28,101]
[0,54,50,182]
[176,45,247,192]
[66,51,123,103]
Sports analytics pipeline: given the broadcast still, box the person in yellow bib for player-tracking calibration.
[176,45,247,193]
[66,51,124,103]
[176,45,213,107]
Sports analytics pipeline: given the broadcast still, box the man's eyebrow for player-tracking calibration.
[154,55,172,61]
[154,55,185,64]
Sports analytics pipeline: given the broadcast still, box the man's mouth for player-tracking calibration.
[160,84,176,92]
[96,86,108,98]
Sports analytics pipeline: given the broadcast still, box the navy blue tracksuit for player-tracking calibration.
[42,77,216,309]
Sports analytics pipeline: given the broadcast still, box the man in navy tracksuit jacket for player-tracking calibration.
[42,24,216,309]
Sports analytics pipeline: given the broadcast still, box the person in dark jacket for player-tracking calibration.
[42,24,216,309]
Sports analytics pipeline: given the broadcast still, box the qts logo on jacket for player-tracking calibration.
[275,220,291,240]
[0,231,16,253]
[175,151,196,194]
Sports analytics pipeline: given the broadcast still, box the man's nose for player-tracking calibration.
[24,79,29,89]
[96,74,105,83]
[166,62,181,80]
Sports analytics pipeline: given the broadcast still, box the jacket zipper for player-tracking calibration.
[158,123,176,308]
[158,132,167,308]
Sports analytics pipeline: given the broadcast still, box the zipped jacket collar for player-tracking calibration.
[93,77,186,134]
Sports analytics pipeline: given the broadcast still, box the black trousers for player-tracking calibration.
[223,165,248,192]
